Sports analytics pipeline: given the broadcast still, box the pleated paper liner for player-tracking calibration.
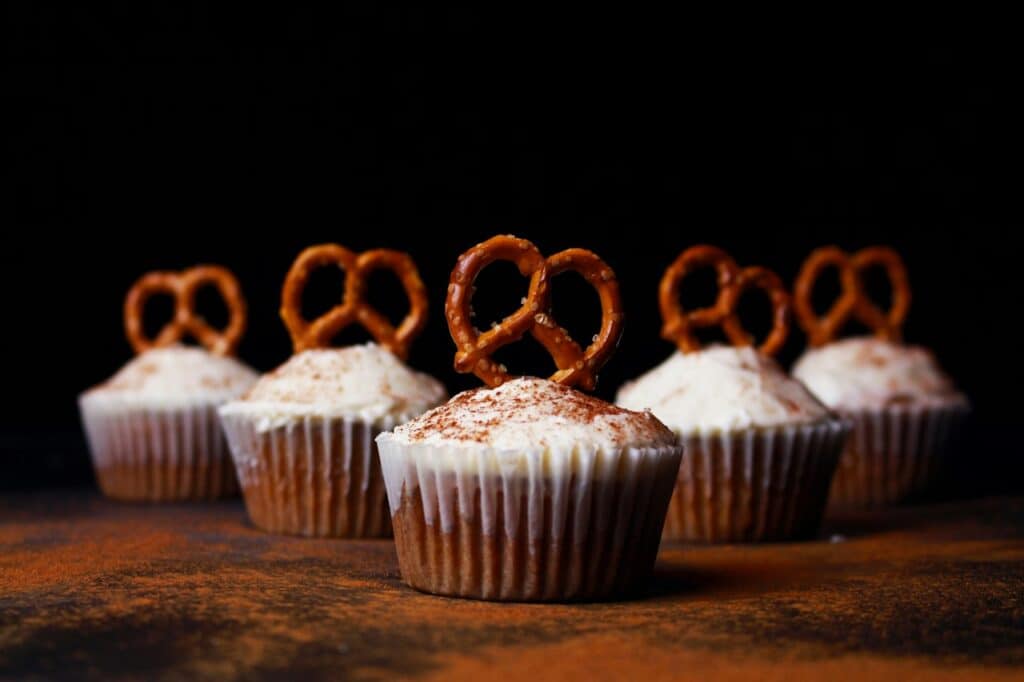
[79,402,239,501]
[377,437,683,601]
[220,413,394,538]
[663,419,850,543]
[827,401,970,512]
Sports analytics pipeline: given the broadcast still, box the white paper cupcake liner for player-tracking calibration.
[376,436,683,602]
[664,419,850,543]
[827,402,969,511]
[79,401,238,501]
[219,413,394,538]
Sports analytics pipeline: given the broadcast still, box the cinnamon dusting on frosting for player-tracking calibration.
[792,337,965,410]
[219,343,446,428]
[391,377,674,451]
[616,345,830,433]
[80,345,258,410]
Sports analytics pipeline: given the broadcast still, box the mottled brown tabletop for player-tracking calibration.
[1,492,1022,681]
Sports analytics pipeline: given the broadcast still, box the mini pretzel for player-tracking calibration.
[794,246,911,347]
[446,235,624,389]
[659,245,790,356]
[280,243,428,360]
[124,265,247,356]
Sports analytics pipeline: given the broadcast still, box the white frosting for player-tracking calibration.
[218,344,446,429]
[792,337,964,410]
[80,346,258,412]
[385,377,677,452]
[615,346,830,434]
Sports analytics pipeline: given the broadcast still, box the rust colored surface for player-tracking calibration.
[1,492,1022,681]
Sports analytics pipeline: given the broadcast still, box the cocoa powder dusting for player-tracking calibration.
[400,378,670,445]
[1,492,1022,679]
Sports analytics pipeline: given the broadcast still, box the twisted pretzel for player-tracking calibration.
[659,245,790,356]
[124,265,247,356]
[280,243,428,359]
[794,245,911,347]
[446,235,624,389]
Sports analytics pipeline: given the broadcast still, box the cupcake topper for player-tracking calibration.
[659,245,790,356]
[280,243,428,360]
[794,246,910,347]
[446,235,624,389]
[124,265,247,356]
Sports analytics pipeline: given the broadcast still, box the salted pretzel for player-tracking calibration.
[446,235,624,389]
[793,245,910,347]
[659,245,790,356]
[280,243,428,360]
[124,265,247,356]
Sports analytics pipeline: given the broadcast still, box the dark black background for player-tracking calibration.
[4,8,1021,494]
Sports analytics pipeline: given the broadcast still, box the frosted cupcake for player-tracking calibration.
[79,266,257,501]
[376,235,682,601]
[792,246,968,510]
[616,245,849,543]
[219,244,446,537]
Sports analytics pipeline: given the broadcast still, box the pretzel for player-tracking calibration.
[280,243,428,359]
[793,245,910,347]
[446,235,624,389]
[124,265,247,356]
[659,245,790,356]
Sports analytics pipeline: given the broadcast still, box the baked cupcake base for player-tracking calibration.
[80,403,239,502]
[379,440,682,602]
[220,413,392,538]
[664,420,849,543]
[827,402,968,511]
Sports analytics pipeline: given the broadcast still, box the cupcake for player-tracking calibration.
[792,246,969,510]
[79,266,257,501]
[376,235,682,602]
[616,245,850,543]
[219,244,446,537]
